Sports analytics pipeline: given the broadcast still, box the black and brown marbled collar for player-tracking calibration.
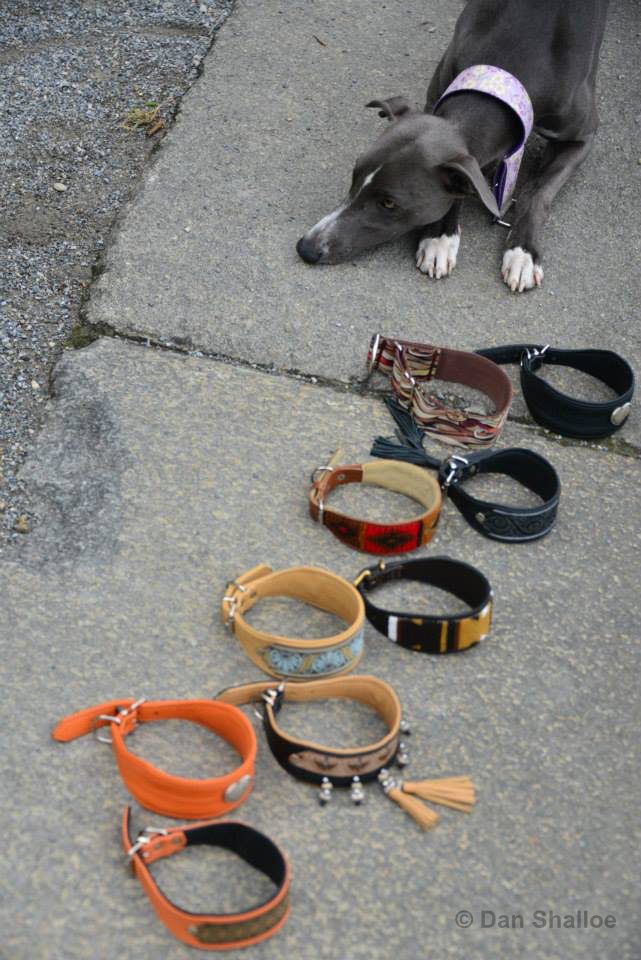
[217,675,402,787]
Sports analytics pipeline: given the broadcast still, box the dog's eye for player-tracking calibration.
[379,197,396,210]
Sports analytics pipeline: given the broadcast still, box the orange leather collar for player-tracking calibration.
[52,698,257,819]
[123,807,291,950]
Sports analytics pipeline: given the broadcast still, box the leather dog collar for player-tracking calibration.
[476,344,635,439]
[309,455,441,554]
[434,65,534,215]
[354,557,492,654]
[123,807,290,950]
[372,396,560,542]
[368,334,512,447]
[217,675,402,787]
[52,698,256,819]
[221,564,365,681]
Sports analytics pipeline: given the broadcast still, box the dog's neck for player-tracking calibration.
[435,93,521,169]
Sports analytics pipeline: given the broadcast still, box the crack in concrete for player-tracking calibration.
[67,321,641,461]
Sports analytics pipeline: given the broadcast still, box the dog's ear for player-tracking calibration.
[366,97,417,121]
[439,155,500,218]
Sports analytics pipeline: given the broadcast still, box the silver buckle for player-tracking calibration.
[366,333,382,376]
[253,683,285,721]
[441,455,469,488]
[94,698,146,744]
[523,344,550,363]
[127,826,169,864]
[222,579,246,629]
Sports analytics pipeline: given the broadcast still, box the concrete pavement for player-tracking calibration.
[2,1,640,958]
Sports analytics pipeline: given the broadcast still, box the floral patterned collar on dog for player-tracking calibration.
[434,64,534,215]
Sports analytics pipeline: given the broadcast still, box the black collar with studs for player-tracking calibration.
[354,557,493,654]
[216,675,403,787]
[476,344,634,439]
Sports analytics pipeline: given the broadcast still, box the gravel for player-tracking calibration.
[0,0,234,549]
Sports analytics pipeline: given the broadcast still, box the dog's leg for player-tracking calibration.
[416,202,461,279]
[502,136,595,292]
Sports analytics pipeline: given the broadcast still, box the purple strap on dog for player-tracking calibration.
[434,65,534,215]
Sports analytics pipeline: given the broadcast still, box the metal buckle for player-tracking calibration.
[366,333,382,376]
[222,579,246,629]
[127,826,169,865]
[353,559,386,588]
[310,464,334,485]
[523,344,550,364]
[253,682,285,721]
[441,455,469,489]
[94,698,146,744]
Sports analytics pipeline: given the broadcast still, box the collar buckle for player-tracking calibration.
[94,698,146,744]
[440,455,469,489]
[522,344,550,365]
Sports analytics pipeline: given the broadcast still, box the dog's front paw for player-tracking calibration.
[501,247,543,293]
[416,231,460,279]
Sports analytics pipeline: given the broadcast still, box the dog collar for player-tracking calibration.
[368,334,513,447]
[52,698,256,818]
[354,557,492,653]
[123,807,290,950]
[476,344,635,439]
[217,675,401,786]
[309,454,441,554]
[372,397,561,542]
[221,564,365,681]
[218,677,478,830]
[434,64,534,214]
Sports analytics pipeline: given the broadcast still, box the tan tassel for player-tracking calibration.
[403,776,476,813]
[378,769,439,830]
[387,784,439,829]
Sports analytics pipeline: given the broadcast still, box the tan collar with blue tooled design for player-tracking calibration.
[221,565,365,682]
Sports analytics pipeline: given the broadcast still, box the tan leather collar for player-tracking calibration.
[123,807,290,950]
[52,698,257,819]
[221,565,365,681]
[309,457,441,554]
[217,675,402,786]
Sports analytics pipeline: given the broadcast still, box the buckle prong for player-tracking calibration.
[441,455,469,489]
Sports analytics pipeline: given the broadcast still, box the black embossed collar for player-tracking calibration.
[372,397,561,543]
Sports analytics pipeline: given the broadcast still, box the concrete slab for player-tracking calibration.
[2,338,640,959]
[88,0,641,447]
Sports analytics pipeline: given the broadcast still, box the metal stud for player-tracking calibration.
[224,773,252,804]
[611,402,631,426]
[475,511,485,524]
[349,776,365,805]
[399,719,411,736]
[318,776,333,806]
[396,741,410,767]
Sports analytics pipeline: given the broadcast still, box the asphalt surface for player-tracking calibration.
[1,1,640,959]
[0,0,233,545]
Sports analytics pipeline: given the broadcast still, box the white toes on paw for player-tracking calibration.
[416,231,460,279]
[501,247,543,293]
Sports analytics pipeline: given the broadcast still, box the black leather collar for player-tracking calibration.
[372,397,561,542]
[354,557,492,654]
[476,344,634,439]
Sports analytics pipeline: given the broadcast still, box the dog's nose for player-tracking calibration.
[296,236,322,264]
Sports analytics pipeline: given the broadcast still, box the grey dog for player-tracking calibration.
[296,0,609,292]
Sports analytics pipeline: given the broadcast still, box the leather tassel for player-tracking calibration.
[403,776,476,813]
[370,397,439,467]
[387,784,439,830]
[378,769,439,830]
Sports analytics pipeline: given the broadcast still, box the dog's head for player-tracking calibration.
[296,97,499,264]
